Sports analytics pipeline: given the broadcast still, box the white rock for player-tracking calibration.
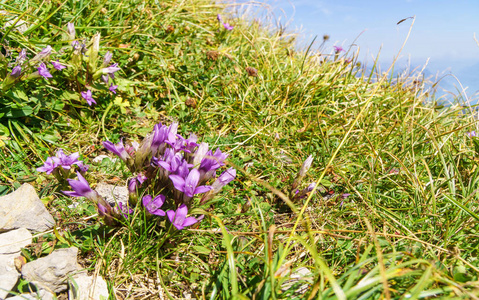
[69,273,109,300]
[6,288,54,300]
[0,184,55,233]
[0,254,20,300]
[22,247,80,293]
[95,182,128,206]
[0,228,32,255]
[92,155,117,164]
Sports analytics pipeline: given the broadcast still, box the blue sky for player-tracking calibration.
[237,0,479,95]
[269,1,479,63]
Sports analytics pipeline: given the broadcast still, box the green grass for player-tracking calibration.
[2,0,479,299]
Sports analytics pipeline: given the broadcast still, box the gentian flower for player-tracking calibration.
[150,123,169,155]
[116,202,133,218]
[33,45,53,61]
[193,142,209,167]
[62,171,99,200]
[169,168,212,198]
[199,148,228,181]
[11,66,22,78]
[223,23,234,31]
[166,204,201,230]
[55,149,81,169]
[217,14,222,22]
[103,139,131,161]
[81,90,97,106]
[102,51,112,67]
[201,168,236,202]
[109,84,118,94]
[333,45,344,54]
[142,194,166,216]
[36,157,60,175]
[76,161,89,173]
[51,60,66,71]
[137,173,147,184]
[298,155,313,178]
[14,49,27,65]
[67,22,76,44]
[37,63,53,79]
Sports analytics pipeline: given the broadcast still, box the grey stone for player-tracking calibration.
[0,11,29,34]
[95,182,128,206]
[22,247,80,293]
[6,288,54,300]
[281,267,313,294]
[0,228,32,255]
[0,254,20,300]
[69,273,109,300]
[0,184,55,233]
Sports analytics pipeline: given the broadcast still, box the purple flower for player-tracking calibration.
[211,168,236,192]
[38,63,53,79]
[199,148,228,181]
[116,202,133,218]
[51,60,66,71]
[217,14,222,22]
[184,134,199,152]
[56,149,81,170]
[76,161,89,173]
[103,51,112,67]
[33,45,52,61]
[166,204,201,230]
[103,139,130,161]
[137,173,147,184]
[81,90,97,106]
[201,168,236,202]
[333,45,344,54]
[67,22,76,41]
[223,23,234,31]
[109,84,118,94]
[11,66,22,78]
[142,194,166,216]
[150,123,169,155]
[62,171,98,200]
[36,157,60,174]
[102,63,121,79]
[169,168,212,198]
[467,131,477,138]
[15,49,27,65]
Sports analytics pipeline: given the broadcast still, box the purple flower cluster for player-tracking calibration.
[2,22,122,105]
[61,122,236,229]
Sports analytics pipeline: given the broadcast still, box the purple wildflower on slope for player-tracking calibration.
[142,194,166,216]
[81,90,97,106]
[11,66,22,78]
[51,60,67,70]
[62,171,98,200]
[55,149,81,170]
[166,204,202,230]
[103,139,130,161]
[36,157,60,175]
[169,168,212,198]
[38,63,53,79]
[109,84,118,94]
[333,45,344,54]
[223,23,234,31]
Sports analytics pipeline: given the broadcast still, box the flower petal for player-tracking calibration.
[182,217,199,227]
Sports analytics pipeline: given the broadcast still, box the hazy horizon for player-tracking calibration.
[232,0,479,102]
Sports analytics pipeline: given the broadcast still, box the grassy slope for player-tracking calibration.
[2,0,479,298]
